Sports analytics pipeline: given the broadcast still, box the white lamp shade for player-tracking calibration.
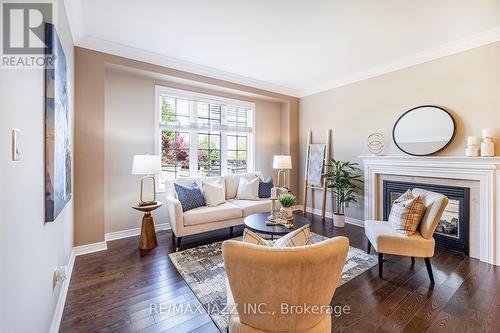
[132,155,161,175]
[273,155,292,169]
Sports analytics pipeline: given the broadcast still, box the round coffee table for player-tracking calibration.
[244,212,310,240]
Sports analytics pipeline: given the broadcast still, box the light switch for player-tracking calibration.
[12,128,20,161]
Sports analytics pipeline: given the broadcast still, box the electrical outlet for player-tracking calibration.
[52,266,67,289]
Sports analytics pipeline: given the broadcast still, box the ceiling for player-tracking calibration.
[65,0,500,97]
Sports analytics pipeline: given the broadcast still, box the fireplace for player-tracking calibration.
[383,180,470,256]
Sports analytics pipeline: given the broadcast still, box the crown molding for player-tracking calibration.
[64,0,299,96]
[299,26,500,97]
[64,1,499,100]
[75,36,300,97]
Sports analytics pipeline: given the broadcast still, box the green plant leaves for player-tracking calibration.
[278,193,296,208]
[322,159,362,214]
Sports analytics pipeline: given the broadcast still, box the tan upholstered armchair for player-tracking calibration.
[222,237,349,333]
[365,188,449,283]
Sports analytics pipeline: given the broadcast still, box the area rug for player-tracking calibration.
[169,233,377,332]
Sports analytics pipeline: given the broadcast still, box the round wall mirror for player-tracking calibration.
[393,105,456,156]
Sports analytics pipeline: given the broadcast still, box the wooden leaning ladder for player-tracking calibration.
[302,130,331,220]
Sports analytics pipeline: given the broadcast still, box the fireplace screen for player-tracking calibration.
[383,180,469,256]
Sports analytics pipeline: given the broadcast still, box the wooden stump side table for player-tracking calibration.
[132,201,163,250]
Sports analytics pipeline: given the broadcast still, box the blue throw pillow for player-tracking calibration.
[174,182,206,212]
[258,177,273,198]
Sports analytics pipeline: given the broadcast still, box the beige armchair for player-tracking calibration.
[365,188,449,284]
[222,236,349,333]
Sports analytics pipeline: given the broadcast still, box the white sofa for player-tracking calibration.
[165,172,286,250]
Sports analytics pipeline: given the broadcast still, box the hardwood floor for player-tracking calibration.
[60,213,500,332]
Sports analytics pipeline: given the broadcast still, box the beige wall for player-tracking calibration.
[75,48,299,244]
[104,71,157,234]
[74,49,105,245]
[104,70,283,234]
[299,41,500,221]
[0,1,74,332]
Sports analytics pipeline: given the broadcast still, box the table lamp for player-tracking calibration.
[273,155,292,188]
[132,154,161,206]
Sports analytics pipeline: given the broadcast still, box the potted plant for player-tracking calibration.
[323,159,362,227]
[278,194,296,220]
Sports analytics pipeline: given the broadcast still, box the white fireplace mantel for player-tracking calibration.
[361,155,500,266]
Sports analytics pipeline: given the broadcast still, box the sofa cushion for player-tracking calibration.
[258,177,273,198]
[242,225,311,248]
[365,220,435,257]
[389,193,426,236]
[242,229,272,246]
[176,176,223,188]
[274,225,311,247]
[174,182,206,212]
[175,177,198,187]
[230,199,271,216]
[201,178,225,207]
[236,177,260,200]
[183,202,242,226]
[224,173,260,199]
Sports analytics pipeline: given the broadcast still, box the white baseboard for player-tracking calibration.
[105,223,171,242]
[72,241,108,256]
[49,236,115,332]
[304,207,365,227]
[49,250,76,333]
[49,240,109,332]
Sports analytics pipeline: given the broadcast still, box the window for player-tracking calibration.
[161,130,190,179]
[227,133,248,174]
[156,87,254,185]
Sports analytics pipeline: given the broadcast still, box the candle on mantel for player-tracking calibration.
[482,129,493,138]
[467,136,480,145]
[481,129,495,157]
[466,136,480,157]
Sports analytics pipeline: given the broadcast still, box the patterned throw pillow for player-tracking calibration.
[274,225,311,247]
[258,177,273,198]
[389,190,426,236]
[242,225,311,248]
[242,229,272,246]
[174,182,206,212]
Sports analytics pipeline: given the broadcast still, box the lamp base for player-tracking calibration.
[277,169,287,188]
[139,176,157,206]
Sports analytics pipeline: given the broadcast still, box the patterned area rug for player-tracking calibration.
[169,233,377,332]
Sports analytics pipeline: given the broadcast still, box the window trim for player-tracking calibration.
[155,86,255,192]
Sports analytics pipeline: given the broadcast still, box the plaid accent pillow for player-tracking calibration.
[242,225,311,247]
[242,229,272,246]
[274,225,311,247]
[389,192,426,236]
